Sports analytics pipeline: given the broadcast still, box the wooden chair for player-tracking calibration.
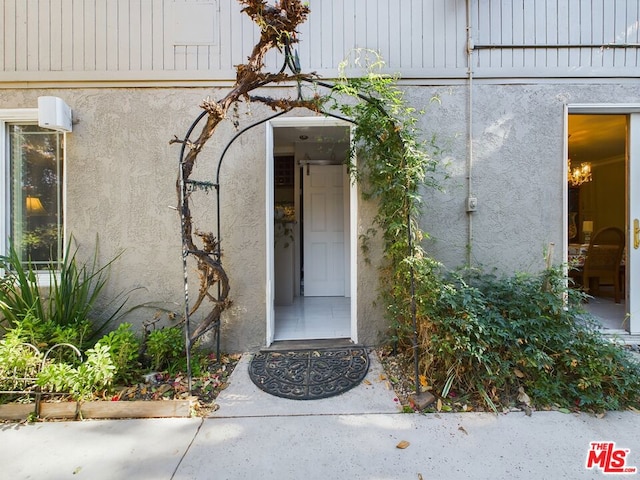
[581,226,625,303]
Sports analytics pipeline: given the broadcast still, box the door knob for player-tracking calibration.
[635,219,640,249]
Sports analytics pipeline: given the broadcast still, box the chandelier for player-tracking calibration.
[568,159,592,187]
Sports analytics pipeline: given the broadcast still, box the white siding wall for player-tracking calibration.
[0,0,637,82]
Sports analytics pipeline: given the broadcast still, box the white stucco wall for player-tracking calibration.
[2,81,639,351]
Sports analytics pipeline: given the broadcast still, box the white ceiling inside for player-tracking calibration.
[273,125,350,147]
[568,114,627,164]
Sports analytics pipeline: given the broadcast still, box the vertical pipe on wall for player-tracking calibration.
[562,104,570,280]
[465,0,475,267]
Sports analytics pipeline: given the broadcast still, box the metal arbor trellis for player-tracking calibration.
[174,41,349,382]
[174,0,421,397]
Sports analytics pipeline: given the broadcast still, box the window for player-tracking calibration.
[1,110,64,270]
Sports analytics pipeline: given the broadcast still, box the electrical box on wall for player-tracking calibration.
[38,96,72,132]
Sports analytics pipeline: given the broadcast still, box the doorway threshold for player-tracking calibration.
[264,338,356,351]
[600,331,640,346]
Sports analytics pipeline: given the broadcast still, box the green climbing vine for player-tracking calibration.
[325,52,640,413]
[175,0,639,413]
[327,51,445,344]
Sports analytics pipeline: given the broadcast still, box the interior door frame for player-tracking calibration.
[265,116,358,346]
[566,103,640,334]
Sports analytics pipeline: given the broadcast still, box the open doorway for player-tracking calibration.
[567,114,628,332]
[266,117,356,345]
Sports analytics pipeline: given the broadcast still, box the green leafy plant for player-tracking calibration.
[395,264,640,412]
[0,245,45,330]
[49,243,129,340]
[145,327,186,373]
[0,327,43,400]
[144,326,206,376]
[36,342,115,401]
[327,51,446,345]
[9,313,90,356]
[97,323,141,384]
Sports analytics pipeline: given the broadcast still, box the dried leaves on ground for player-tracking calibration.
[111,353,241,416]
[377,347,505,414]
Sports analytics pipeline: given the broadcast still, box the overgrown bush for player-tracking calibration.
[326,57,639,413]
[393,262,640,412]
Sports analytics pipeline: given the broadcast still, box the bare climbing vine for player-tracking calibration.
[171,0,439,360]
[171,0,640,415]
[171,0,326,347]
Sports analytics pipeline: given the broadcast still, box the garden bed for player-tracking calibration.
[0,398,195,421]
[0,353,240,421]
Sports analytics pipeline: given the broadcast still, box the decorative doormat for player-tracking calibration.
[248,347,369,400]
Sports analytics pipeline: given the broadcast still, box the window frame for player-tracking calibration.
[0,108,67,284]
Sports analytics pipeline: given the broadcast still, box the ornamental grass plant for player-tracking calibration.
[0,242,130,348]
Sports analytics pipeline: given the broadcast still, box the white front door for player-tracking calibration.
[303,164,345,296]
[627,113,640,334]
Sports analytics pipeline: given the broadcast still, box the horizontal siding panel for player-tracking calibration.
[0,0,638,83]
[473,0,640,72]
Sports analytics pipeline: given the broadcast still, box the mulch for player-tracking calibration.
[111,353,242,416]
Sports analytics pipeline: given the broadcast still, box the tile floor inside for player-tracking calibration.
[274,296,351,341]
[585,295,629,332]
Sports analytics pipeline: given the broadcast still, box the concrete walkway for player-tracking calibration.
[1,351,639,479]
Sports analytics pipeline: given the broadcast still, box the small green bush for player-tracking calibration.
[97,323,141,384]
[146,327,186,372]
[10,314,90,355]
[145,326,205,376]
[0,328,43,398]
[36,342,115,401]
[393,263,640,412]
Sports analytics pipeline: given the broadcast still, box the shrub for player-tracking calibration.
[145,326,205,376]
[36,342,115,401]
[146,327,186,372]
[0,328,43,399]
[0,242,129,348]
[393,263,640,412]
[97,323,141,384]
[10,313,90,356]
